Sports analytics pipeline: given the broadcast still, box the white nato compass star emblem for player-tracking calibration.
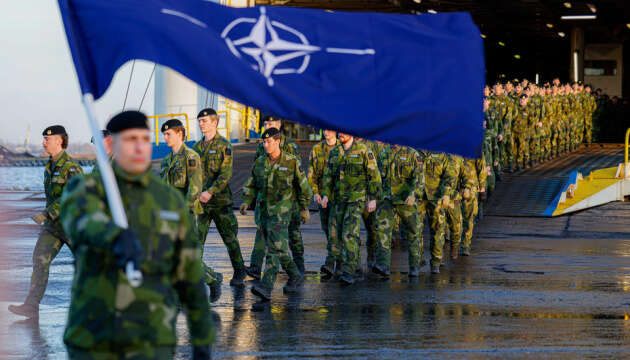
[221,7,375,86]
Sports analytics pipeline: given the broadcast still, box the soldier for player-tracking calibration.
[161,118,222,302]
[418,151,454,274]
[241,128,312,301]
[460,156,486,256]
[193,108,247,287]
[59,111,213,359]
[307,129,338,278]
[584,85,597,143]
[321,133,381,285]
[247,117,305,278]
[373,145,423,278]
[8,125,83,318]
[357,138,382,269]
[443,154,464,261]
[513,95,531,170]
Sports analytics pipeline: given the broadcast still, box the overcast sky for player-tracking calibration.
[0,1,155,145]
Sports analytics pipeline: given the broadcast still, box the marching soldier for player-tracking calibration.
[241,128,312,301]
[443,154,464,261]
[460,156,486,256]
[59,111,213,359]
[193,108,247,287]
[321,133,381,285]
[8,125,83,318]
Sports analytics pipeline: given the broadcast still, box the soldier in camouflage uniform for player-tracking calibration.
[321,133,381,285]
[584,85,596,143]
[308,129,338,277]
[482,98,497,194]
[443,154,464,261]
[418,151,455,274]
[373,145,423,278]
[160,118,222,302]
[59,111,213,359]
[247,117,305,278]
[460,156,486,256]
[241,128,312,301]
[357,138,383,269]
[8,125,83,318]
[193,108,247,287]
[513,95,531,170]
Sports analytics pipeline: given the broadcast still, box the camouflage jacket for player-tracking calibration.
[461,158,482,195]
[59,165,213,351]
[377,145,423,205]
[192,134,234,208]
[160,144,203,215]
[90,156,113,177]
[446,154,464,201]
[512,105,530,136]
[419,151,455,201]
[321,140,382,204]
[242,151,312,222]
[44,150,83,225]
[307,139,338,196]
[255,134,299,159]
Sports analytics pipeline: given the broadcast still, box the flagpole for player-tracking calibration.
[82,93,142,287]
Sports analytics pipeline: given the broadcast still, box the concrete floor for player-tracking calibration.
[1,188,630,359]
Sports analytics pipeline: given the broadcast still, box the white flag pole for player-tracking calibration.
[82,93,142,287]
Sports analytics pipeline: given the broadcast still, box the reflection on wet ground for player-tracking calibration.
[1,190,630,359]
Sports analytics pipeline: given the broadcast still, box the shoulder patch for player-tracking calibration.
[188,158,197,168]
[159,210,180,221]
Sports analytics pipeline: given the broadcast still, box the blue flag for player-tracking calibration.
[58,0,485,157]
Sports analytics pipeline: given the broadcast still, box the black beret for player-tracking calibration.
[106,111,149,134]
[161,119,184,132]
[42,125,67,136]
[262,128,281,139]
[197,108,217,118]
[90,130,111,144]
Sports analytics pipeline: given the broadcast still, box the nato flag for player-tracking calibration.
[58,0,485,157]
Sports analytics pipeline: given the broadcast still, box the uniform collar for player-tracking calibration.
[114,163,152,187]
[48,150,68,169]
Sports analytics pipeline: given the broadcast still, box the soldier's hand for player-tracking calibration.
[404,195,415,206]
[367,200,376,213]
[321,196,329,209]
[200,191,213,204]
[300,209,310,224]
[193,345,211,360]
[498,134,503,142]
[493,161,499,167]
[239,203,248,216]
[462,188,471,200]
[313,194,322,205]
[31,212,47,225]
[112,228,143,270]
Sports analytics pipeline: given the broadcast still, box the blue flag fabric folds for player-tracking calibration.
[58,0,485,157]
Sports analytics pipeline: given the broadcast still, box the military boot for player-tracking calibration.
[339,272,355,286]
[450,244,459,261]
[245,265,262,280]
[408,267,419,277]
[8,303,39,318]
[251,284,272,301]
[229,267,247,287]
[334,260,343,278]
[320,260,335,279]
[283,273,305,294]
[430,261,440,274]
[209,273,223,303]
[371,263,390,278]
[461,247,471,256]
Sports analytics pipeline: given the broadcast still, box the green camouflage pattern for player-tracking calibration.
[444,154,464,248]
[59,164,213,351]
[192,134,235,208]
[44,150,83,225]
[308,139,338,244]
[328,201,364,275]
[160,144,203,215]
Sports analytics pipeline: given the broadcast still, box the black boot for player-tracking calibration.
[251,284,272,301]
[245,265,262,280]
[371,263,390,278]
[339,272,355,285]
[320,261,334,279]
[229,267,247,287]
[461,247,471,256]
[408,267,419,277]
[283,273,305,294]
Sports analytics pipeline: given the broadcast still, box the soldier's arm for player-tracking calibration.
[439,156,457,199]
[307,148,320,195]
[159,157,168,180]
[60,175,122,252]
[320,150,336,200]
[186,153,203,214]
[241,163,258,207]
[476,157,487,190]
[46,164,83,221]
[413,151,424,199]
[291,141,301,158]
[205,143,233,196]
[365,150,382,202]
[294,160,313,210]
[172,207,214,346]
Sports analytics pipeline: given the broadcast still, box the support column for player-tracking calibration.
[570,27,584,83]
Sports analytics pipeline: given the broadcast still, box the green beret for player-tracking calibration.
[42,125,67,136]
[197,108,217,118]
[161,119,184,132]
[262,128,281,139]
[106,111,149,134]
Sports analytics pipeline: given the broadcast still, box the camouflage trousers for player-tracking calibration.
[329,201,364,275]
[251,207,304,273]
[198,205,244,272]
[419,200,445,267]
[485,166,496,194]
[461,195,478,249]
[361,208,378,266]
[67,345,174,360]
[513,135,529,169]
[585,116,593,143]
[443,199,463,249]
[25,225,68,305]
[259,217,301,290]
[375,200,421,270]
[502,136,514,169]
[542,136,551,159]
[529,137,540,163]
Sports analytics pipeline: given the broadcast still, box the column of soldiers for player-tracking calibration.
[483,79,597,195]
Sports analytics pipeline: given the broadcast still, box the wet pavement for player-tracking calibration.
[1,144,630,358]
